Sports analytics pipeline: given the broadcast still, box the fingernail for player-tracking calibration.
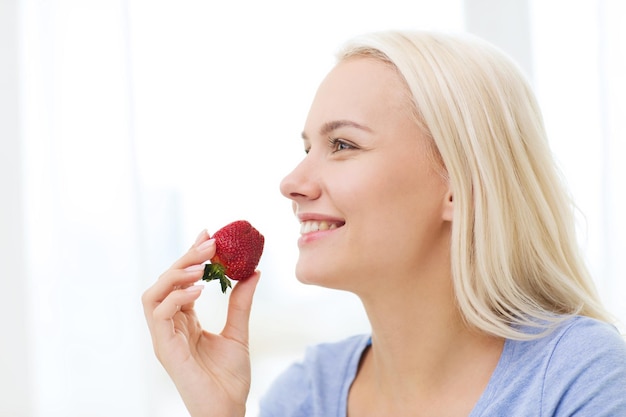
[194,229,208,245]
[184,264,205,272]
[196,238,215,252]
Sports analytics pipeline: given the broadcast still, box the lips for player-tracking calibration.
[296,212,346,236]
[300,220,344,234]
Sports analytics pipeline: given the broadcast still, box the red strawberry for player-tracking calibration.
[202,220,265,293]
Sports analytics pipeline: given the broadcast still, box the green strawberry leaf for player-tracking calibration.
[202,263,232,294]
[219,275,232,294]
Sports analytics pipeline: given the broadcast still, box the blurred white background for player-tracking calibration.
[1,0,624,415]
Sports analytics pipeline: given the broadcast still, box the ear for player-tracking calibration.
[442,189,454,222]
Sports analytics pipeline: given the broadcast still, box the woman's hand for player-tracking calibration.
[142,229,260,417]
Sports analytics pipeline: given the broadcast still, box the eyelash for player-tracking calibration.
[303,138,356,154]
[327,137,355,153]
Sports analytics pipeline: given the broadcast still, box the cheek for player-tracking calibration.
[349,169,447,268]
[347,163,427,227]
[293,158,448,288]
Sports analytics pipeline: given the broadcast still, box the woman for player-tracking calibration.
[142,30,626,416]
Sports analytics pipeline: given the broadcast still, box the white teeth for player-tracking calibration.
[300,220,339,234]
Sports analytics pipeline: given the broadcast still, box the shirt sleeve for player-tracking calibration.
[542,318,626,416]
[257,360,312,417]
[257,334,369,417]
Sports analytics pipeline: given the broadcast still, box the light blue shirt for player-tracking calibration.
[259,316,626,416]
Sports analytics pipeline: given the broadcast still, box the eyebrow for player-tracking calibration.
[301,120,373,139]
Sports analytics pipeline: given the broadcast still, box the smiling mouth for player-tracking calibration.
[300,220,345,234]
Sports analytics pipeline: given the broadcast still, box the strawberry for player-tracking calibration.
[202,220,265,293]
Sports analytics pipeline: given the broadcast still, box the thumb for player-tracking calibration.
[221,271,261,345]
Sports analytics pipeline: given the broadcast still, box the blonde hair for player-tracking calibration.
[337,30,612,340]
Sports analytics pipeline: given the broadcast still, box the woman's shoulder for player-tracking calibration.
[542,315,625,355]
[542,316,626,414]
[506,315,626,375]
[302,333,371,364]
[542,315,626,371]
[512,315,625,353]
[280,333,370,384]
[258,334,370,417]
[474,316,626,416]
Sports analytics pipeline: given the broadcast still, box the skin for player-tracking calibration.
[142,230,260,417]
[143,56,503,417]
[280,56,452,296]
[280,57,504,416]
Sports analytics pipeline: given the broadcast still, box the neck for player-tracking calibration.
[352,271,504,414]
[360,269,468,380]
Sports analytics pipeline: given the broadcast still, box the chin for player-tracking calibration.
[294,261,351,291]
[294,263,324,286]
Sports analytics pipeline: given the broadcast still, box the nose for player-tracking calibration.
[279,155,321,202]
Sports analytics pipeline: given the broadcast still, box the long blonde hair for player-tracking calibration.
[338,30,612,340]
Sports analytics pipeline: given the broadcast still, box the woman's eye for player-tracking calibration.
[328,137,355,152]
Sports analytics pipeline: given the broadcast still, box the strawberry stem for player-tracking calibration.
[202,263,232,294]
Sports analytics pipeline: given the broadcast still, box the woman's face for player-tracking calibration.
[280,57,452,293]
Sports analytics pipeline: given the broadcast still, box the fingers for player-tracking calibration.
[142,230,215,325]
[152,285,204,326]
[142,229,261,349]
[145,235,215,300]
[171,230,216,270]
[142,264,203,318]
[222,271,261,345]
[191,228,210,248]
[147,285,204,359]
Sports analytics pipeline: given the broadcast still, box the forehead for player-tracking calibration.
[320,57,407,102]
[303,56,445,174]
[304,57,411,130]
